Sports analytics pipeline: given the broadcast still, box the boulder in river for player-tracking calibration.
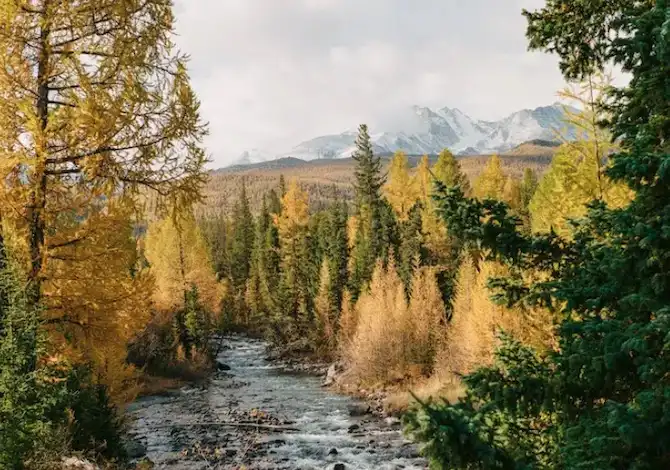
[124,439,147,459]
[334,463,346,470]
[217,361,231,371]
[328,447,338,455]
[347,403,371,416]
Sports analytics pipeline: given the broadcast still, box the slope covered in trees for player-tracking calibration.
[404,1,670,469]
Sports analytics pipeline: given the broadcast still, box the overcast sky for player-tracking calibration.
[172,0,568,168]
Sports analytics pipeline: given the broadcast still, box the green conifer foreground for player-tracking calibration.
[404,1,670,468]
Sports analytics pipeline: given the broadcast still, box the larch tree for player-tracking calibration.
[144,211,222,335]
[0,0,207,301]
[0,0,207,398]
[433,149,471,195]
[44,200,153,402]
[274,180,312,339]
[530,75,632,237]
[385,151,417,220]
[474,154,506,200]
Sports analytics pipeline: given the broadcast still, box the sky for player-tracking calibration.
[172,0,569,168]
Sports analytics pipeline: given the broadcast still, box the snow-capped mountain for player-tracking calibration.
[232,103,577,165]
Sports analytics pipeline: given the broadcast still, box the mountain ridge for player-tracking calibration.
[232,103,577,166]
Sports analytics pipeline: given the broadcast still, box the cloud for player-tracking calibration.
[173,0,568,167]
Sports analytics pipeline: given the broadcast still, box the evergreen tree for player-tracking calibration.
[405,2,670,468]
[397,203,427,296]
[349,124,388,300]
[319,200,350,322]
[230,179,255,289]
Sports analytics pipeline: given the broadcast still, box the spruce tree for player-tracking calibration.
[397,203,427,296]
[405,2,670,468]
[230,179,255,289]
[349,124,387,300]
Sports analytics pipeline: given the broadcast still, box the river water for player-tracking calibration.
[126,336,428,469]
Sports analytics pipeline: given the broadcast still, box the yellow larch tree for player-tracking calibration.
[529,74,632,237]
[43,200,153,402]
[274,180,312,335]
[0,0,208,397]
[144,211,222,316]
[474,154,507,200]
[385,151,418,220]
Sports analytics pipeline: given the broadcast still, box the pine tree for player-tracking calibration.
[397,203,426,295]
[406,2,670,468]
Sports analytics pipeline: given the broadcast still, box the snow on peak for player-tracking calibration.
[231,103,574,166]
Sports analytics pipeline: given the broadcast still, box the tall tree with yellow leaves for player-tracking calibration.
[474,154,507,200]
[44,200,153,402]
[529,74,632,237]
[0,0,207,298]
[274,180,312,340]
[385,151,417,220]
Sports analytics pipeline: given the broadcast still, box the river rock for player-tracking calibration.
[61,457,100,470]
[124,439,147,459]
[347,424,360,433]
[322,364,338,386]
[334,464,346,470]
[328,447,338,455]
[347,403,371,416]
[217,361,231,371]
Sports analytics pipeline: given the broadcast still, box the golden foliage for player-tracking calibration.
[435,256,555,379]
[314,259,336,351]
[474,154,507,200]
[344,261,446,384]
[384,151,418,220]
[43,201,153,403]
[145,212,223,315]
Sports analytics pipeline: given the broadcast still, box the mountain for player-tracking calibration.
[232,103,577,166]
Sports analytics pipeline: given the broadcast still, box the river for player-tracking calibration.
[126,336,428,469]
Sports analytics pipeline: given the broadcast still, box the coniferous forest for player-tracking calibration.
[1,0,670,469]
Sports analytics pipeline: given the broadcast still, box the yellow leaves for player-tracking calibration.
[385,151,418,220]
[474,154,507,200]
[42,200,153,403]
[145,211,223,316]
[274,180,309,242]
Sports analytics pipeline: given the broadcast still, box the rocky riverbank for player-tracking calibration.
[125,336,427,469]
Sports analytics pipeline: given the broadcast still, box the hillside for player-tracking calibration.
[201,142,559,215]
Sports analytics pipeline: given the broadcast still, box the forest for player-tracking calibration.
[1,0,670,469]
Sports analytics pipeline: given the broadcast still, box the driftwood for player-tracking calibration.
[151,421,299,432]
